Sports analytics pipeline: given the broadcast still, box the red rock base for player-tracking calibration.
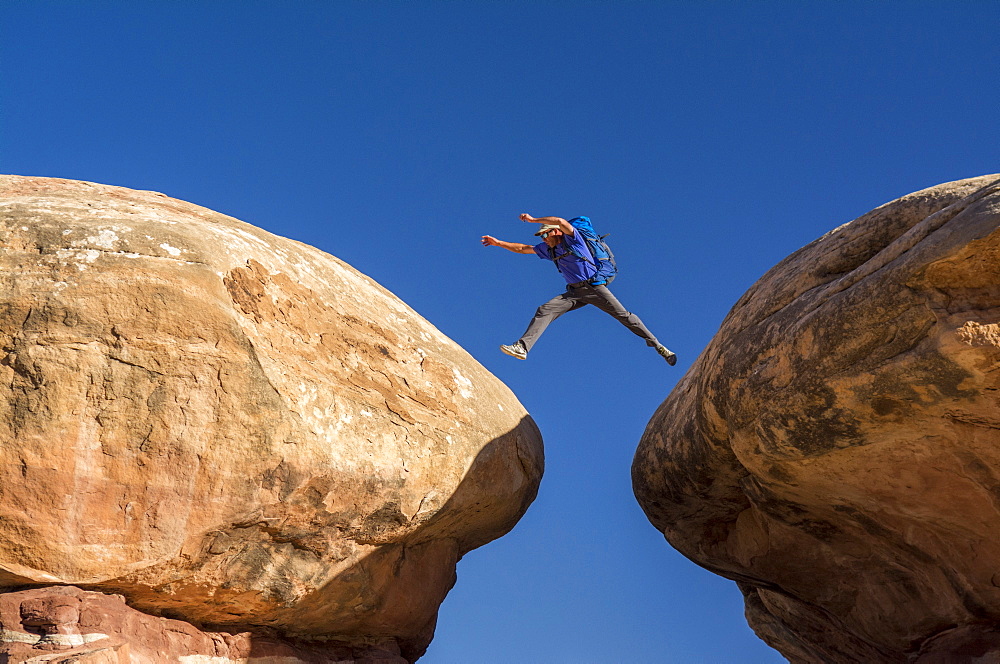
[0,586,406,663]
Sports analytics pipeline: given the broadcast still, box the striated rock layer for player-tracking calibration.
[0,175,543,662]
[633,175,1000,662]
[0,586,406,663]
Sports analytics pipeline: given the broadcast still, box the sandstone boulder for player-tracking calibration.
[632,175,1000,662]
[0,175,543,661]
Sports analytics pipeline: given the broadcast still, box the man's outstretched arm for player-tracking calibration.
[519,213,575,235]
[482,235,535,254]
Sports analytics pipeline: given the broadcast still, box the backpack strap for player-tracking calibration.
[555,238,595,265]
[548,240,594,272]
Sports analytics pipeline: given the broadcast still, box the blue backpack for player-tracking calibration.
[549,216,618,285]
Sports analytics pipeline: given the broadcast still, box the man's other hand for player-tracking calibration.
[481,235,500,247]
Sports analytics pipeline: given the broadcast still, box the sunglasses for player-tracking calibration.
[540,230,560,238]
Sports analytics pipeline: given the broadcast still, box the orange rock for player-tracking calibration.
[633,175,1000,662]
[0,176,543,661]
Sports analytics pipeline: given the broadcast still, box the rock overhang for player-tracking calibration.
[633,174,1000,662]
[0,175,544,661]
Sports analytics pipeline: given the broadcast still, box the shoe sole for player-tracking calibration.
[657,347,677,366]
[500,346,527,360]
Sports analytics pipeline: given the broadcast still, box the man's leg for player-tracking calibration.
[579,285,661,347]
[517,290,585,352]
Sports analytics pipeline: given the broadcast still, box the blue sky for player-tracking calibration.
[3,2,998,662]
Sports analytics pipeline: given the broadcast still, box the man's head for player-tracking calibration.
[535,224,563,247]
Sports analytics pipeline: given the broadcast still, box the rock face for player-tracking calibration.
[632,176,1000,662]
[0,586,407,663]
[0,175,543,662]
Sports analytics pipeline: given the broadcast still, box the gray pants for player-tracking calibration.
[518,283,660,352]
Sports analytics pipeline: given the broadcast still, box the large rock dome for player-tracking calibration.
[0,175,543,662]
[633,175,1000,662]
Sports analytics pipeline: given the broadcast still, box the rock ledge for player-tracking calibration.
[633,175,1000,662]
[0,175,544,661]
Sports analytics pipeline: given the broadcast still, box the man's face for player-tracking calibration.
[541,229,563,247]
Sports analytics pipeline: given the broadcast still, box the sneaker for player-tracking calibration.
[500,341,527,360]
[656,345,677,366]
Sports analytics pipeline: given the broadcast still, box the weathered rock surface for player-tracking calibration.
[0,586,406,663]
[632,175,1000,662]
[0,175,543,661]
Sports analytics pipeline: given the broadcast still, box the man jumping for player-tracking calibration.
[481,213,677,365]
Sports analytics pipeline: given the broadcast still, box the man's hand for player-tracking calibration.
[520,213,574,235]
[482,235,535,254]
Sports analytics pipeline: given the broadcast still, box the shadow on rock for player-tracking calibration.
[633,175,1000,662]
[0,417,542,663]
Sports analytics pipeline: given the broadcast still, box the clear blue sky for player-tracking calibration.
[3,2,998,662]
